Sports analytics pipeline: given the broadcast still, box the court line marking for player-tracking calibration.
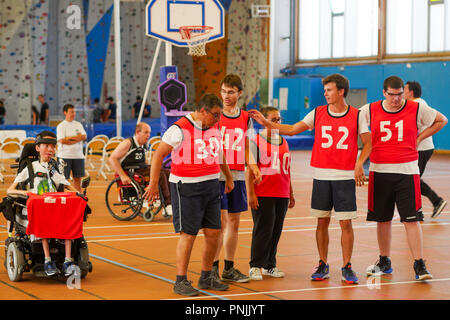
[89,253,230,301]
[166,277,450,300]
[82,221,450,243]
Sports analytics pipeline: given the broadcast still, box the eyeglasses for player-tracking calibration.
[385,91,404,97]
[207,110,221,120]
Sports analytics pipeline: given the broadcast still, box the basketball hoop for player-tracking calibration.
[179,26,213,56]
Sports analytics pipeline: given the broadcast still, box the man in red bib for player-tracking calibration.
[143,94,234,297]
[360,76,447,281]
[250,74,371,284]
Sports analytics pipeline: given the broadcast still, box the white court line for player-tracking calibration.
[166,277,450,300]
[84,221,450,243]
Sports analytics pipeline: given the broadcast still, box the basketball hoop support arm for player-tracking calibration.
[137,39,163,123]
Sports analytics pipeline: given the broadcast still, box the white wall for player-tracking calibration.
[272,0,291,78]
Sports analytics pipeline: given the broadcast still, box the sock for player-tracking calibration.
[213,260,219,268]
[201,270,211,279]
[65,257,73,263]
[224,260,234,271]
[176,275,187,283]
[45,257,51,263]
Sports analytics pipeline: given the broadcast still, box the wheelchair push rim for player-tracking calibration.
[105,177,143,221]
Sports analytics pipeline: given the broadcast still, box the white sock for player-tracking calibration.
[45,257,51,263]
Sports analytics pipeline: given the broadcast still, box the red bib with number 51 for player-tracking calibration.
[171,117,221,177]
[370,100,418,164]
[310,105,359,170]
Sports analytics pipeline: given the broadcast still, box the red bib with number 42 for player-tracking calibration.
[310,105,359,170]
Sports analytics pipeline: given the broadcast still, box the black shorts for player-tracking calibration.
[311,179,357,220]
[59,158,85,178]
[367,172,423,223]
[170,179,221,236]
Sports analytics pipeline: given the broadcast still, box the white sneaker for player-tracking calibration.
[142,200,149,210]
[165,204,173,216]
[153,199,161,207]
[249,267,263,280]
[262,267,285,278]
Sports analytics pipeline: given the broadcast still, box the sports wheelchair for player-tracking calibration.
[1,144,93,282]
[104,159,172,222]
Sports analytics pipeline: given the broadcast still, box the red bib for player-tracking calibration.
[219,109,249,171]
[310,105,359,170]
[370,100,419,164]
[252,133,291,198]
[171,117,221,178]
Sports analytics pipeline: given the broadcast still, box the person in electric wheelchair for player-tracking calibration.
[3,130,92,280]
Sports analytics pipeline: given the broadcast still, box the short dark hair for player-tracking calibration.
[322,74,350,98]
[107,97,114,102]
[196,94,223,111]
[260,106,279,118]
[384,76,404,91]
[221,74,243,91]
[63,103,75,113]
[406,81,422,98]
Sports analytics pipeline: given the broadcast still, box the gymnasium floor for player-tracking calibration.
[1,150,450,301]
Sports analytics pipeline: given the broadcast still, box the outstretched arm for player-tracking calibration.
[248,109,310,136]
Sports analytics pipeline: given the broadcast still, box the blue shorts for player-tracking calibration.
[170,179,221,236]
[220,180,248,213]
[59,158,85,179]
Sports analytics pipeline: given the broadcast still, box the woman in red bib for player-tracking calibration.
[247,107,295,280]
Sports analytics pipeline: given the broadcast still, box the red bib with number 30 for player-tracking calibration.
[310,105,359,170]
[370,100,418,164]
[171,117,222,178]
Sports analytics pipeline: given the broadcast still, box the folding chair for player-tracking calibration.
[147,140,161,164]
[92,134,109,144]
[97,140,121,180]
[85,139,106,173]
[0,142,22,182]
[2,137,20,144]
[20,137,36,147]
[109,136,124,142]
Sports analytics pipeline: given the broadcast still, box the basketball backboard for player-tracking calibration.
[145,0,225,46]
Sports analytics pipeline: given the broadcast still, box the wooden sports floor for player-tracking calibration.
[1,150,450,301]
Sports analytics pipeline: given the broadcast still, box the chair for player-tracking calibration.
[0,142,22,182]
[148,136,161,146]
[97,140,121,180]
[84,139,106,172]
[20,137,36,147]
[2,137,20,144]
[109,136,124,142]
[91,134,109,144]
[147,140,161,164]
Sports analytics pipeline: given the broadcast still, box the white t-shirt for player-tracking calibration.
[162,114,221,184]
[302,107,369,180]
[14,160,70,194]
[359,101,437,175]
[56,120,86,159]
[415,98,435,151]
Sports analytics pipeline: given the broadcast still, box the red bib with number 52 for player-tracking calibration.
[370,100,418,164]
[310,105,359,170]
[171,117,221,178]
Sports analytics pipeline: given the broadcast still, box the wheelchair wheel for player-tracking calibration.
[6,242,25,282]
[142,197,164,222]
[105,177,143,221]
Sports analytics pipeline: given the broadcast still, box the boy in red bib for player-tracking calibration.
[250,74,371,284]
[143,94,234,297]
[360,76,447,281]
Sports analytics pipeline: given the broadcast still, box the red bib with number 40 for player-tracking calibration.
[310,105,359,170]
[370,100,419,164]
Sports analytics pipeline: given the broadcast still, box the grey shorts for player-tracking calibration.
[59,158,85,178]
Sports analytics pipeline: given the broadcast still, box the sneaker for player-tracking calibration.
[198,275,229,291]
[366,256,393,276]
[262,267,285,278]
[341,263,358,284]
[311,260,330,281]
[165,204,173,216]
[173,279,199,296]
[44,261,58,276]
[432,199,447,218]
[249,267,263,280]
[63,261,74,277]
[222,267,250,283]
[414,259,433,281]
[211,265,221,281]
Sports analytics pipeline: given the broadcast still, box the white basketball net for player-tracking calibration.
[179,26,213,56]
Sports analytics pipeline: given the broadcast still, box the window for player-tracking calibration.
[298,0,379,60]
[386,0,450,54]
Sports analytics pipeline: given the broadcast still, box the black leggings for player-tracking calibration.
[419,149,441,206]
[250,197,289,269]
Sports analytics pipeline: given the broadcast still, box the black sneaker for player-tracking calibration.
[414,259,433,281]
[211,265,221,281]
[221,267,250,283]
[198,275,229,291]
[366,256,392,276]
[432,199,447,218]
[173,279,199,296]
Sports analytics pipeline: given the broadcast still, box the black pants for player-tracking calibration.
[419,149,441,206]
[250,197,289,269]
